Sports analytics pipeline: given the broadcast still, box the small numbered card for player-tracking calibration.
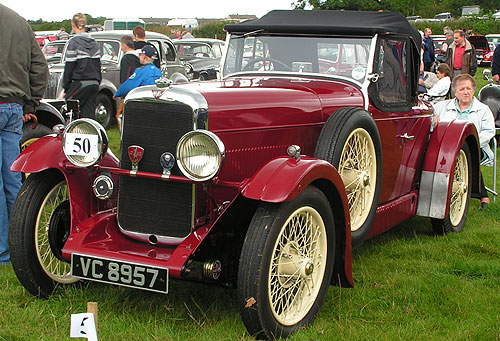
[65,133,99,158]
[70,313,98,340]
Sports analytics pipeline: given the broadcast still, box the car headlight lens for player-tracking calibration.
[62,118,108,167]
[176,130,225,181]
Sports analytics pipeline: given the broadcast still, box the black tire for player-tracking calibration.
[238,186,335,339]
[199,72,208,81]
[9,170,78,298]
[431,142,472,234]
[315,107,382,248]
[20,123,52,152]
[94,93,113,130]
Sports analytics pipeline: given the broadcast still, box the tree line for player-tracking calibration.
[293,0,499,18]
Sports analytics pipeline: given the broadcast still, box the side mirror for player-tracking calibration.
[483,69,492,81]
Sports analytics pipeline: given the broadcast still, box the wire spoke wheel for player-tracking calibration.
[238,186,335,339]
[449,149,469,226]
[35,181,76,283]
[10,170,79,298]
[338,128,377,231]
[268,206,327,326]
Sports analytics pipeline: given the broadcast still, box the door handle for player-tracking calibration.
[397,133,414,140]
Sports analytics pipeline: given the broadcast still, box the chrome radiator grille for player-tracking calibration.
[118,100,194,239]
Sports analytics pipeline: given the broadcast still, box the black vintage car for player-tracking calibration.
[173,38,225,80]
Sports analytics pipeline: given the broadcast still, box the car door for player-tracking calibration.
[96,39,121,92]
[368,35,419,202]
[153,39,186,78]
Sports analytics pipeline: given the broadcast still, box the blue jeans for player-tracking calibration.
[0,103,23,264]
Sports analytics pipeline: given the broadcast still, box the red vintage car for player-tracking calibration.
[469,34,493,66]
[9,10,481,339]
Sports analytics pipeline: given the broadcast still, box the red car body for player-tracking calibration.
[10,10,481,339]
[469,35,493,66]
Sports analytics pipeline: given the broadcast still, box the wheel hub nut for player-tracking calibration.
[300,258,314,278]
[305,262,314,276]
[361,172,370,187]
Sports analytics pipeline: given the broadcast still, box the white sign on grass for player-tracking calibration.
[70,313,98,341]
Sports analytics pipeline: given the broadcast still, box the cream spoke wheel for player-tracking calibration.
[449,149,469,226]
[431,143,471,235]
[35,181,77,284]
[238,187,334,338]
[338,128,376,231]
[268,206,328,326]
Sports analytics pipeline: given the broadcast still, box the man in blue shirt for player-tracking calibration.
[114,45,162,98]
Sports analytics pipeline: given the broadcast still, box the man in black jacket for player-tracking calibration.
[0,4,48,265]
[133,26,160,69]
[63,13,102,119]
[492,43,500,84]
[119,35,141,84]
[115,35,141,129]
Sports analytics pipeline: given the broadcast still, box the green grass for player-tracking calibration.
[1,169,499,339]
[1,69,499,340]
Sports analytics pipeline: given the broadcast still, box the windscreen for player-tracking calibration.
[223,35,372,82]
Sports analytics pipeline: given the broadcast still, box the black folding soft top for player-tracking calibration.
[225,10,421,51]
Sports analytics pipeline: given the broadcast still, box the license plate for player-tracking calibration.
[71,254,168,293]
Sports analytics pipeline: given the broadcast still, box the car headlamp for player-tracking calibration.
[176,130,225,181]
[62,118,108,167]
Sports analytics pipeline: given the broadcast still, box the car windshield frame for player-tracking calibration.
[222,33,375,85]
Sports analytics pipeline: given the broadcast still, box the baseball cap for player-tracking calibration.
[140,45,157,59]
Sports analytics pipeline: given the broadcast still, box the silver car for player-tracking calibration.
[45,30,188,129]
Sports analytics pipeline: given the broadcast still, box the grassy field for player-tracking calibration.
[1,70,500,340]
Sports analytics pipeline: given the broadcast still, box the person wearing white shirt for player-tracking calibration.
[425,63,451,103]
[433,74,496,210]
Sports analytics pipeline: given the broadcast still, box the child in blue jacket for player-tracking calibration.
[114,45,162,98]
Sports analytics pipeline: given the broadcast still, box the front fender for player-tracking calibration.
[416,120,480,219]
[36,100,65,125]
[241,156,353,287]
[241,156,346,204]
[11,135,66,173]
[11,134,120,174]
[12,135,120,231]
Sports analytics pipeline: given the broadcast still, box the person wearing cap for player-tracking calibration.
[114,45,162,99]
[132,26,160,69]
[182,26,194,39]
[63,13,102,119]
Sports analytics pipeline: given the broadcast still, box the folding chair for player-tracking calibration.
[483,129,499,203]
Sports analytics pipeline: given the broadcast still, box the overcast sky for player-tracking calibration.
[2,0,297,22]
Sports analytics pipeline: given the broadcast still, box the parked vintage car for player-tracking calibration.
[173,38,225,80]
[44,30,188,129]
[42,40,67,64]
[468,34,492,66]
[9,11,481,339]
[486,34,500,46]
[431,34,447,62]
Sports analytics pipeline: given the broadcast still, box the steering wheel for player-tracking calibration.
[242,57,291,71]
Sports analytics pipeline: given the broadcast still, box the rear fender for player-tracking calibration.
[416,120,480,219]
[241,156,353,287]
